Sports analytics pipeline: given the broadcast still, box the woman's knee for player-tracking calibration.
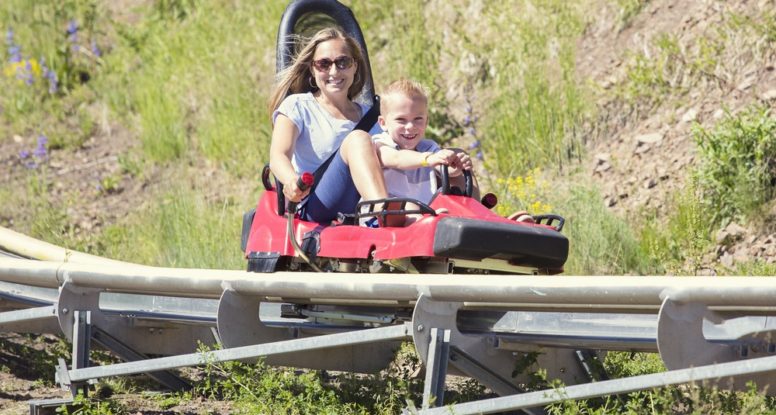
[341,130,376,164]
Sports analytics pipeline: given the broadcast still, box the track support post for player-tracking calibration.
[422,328,451,409]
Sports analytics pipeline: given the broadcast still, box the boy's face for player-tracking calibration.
[378,93,428,150]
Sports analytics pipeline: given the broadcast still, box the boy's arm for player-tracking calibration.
[375,143,455,170]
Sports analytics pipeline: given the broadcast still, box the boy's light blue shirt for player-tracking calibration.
[373,132,440,204]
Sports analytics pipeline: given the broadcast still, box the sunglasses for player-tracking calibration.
[312,56,354,72]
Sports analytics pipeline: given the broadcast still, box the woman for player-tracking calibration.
[268,27,392,224]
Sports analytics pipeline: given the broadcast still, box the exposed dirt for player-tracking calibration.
[578,0,776,272]
[0,333,70,414]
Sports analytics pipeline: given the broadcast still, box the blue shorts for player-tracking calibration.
[300,151,359,223]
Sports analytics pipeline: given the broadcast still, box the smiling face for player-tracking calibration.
[310,38,357,98]
[378,92,428,150]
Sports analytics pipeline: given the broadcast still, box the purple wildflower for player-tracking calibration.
[476,151,484,160]
[33,135,48,159]
[23,60,34,85]
[5,28,13,45]
[67,20,79,51]
[91,40,102,57]
[67,20,78,35]
[468,140,481,150]
[9,45,21,63]
[19,149,36,169]
[45,69,58,93]
[40,58,58,94]
[463,115,471,126]
[468,127,477,136]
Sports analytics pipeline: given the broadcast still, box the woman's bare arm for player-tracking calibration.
[269,114,307,202]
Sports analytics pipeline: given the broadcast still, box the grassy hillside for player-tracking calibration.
[2,0,776,413]
[1,0,656,274]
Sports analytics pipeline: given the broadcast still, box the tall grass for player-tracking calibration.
[553,184,654,275]
[478,0,588,176]
[491,171,655,275]
[99,187,245,269]
[101,1,281,173]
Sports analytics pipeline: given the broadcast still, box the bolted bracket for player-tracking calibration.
[657,297,776,391]
[411,294,586,400]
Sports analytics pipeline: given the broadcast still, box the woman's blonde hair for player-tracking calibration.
[268,27,368,116]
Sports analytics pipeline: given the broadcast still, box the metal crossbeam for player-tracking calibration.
[0,305,55,325]
[418,355,776,415]
[63,323,411,384]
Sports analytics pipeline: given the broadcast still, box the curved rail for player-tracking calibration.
[2,257,776,308]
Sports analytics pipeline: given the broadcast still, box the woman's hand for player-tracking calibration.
[283,176,311,203]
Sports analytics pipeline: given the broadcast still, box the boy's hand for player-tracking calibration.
[448,151,473,177]
[426,149,457,167]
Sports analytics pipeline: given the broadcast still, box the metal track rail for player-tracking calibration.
[2,257,776,308]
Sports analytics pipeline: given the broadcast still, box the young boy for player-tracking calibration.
[372,79,478,205]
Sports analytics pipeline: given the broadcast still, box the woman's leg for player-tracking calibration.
[339,130,389,201]
[340,131,406,226]
[303,152,360,223]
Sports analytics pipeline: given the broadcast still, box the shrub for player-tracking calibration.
[694,105,776,224]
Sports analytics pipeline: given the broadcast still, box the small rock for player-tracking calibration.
[695,267,717,276]
[761,89,776,101]
[595,153,611,163]
[737,77,756,91]
[644,178,657,189]
[733,250,749,264]
[12,134,23,143]
[716,222,746,245]
[720,252,734,268]
[634,144,651,155]
[681,108,698,123]
[713,109,725,119]
[636,132,663,145]
[594,161,612,174]
[605,197,617,207]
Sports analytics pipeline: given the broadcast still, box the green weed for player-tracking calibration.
[639,182,714,275]
[694,105,776,224]
[615,0,649,30]
[558,185,655,275]
[57,390,126,415]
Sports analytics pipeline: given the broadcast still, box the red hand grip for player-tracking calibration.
[298,172,314,191]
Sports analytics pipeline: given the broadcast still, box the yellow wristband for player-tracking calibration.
[420,152,431,167]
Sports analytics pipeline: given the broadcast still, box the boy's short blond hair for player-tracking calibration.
[380,79,428,113]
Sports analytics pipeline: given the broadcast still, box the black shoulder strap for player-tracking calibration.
[354,95,380,132]
[311,95,380,186]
